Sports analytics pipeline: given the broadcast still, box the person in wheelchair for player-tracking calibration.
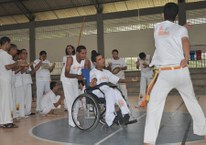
[89,50,130,127]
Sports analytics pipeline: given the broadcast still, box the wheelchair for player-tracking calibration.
[71,81,137,131]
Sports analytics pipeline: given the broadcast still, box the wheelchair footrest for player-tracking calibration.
[125,119,138,125]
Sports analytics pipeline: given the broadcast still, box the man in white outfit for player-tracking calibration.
[143,3,206,145]
[107,49,128,101]
[0,36,18,128]
[135,52,153,107]
[61,44,75,111]
[90,51,130,126]
[40,81,64,115]
[19,49,35,116]
[33,51,56,113]
[64,45,89,127]
[8,44,19,119]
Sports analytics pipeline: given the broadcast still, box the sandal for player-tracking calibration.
[4,123,18,128]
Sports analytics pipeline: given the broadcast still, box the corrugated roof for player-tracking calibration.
[0,0,204,25]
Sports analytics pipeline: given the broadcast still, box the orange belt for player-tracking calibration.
[159,66,182,71]
[140,66,182,107]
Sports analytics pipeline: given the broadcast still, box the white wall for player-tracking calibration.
[104,29,154,58]
[14,23,206,62]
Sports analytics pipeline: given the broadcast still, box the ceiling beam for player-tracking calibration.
[14,0,35,21]
[0,1,206,31]
[0,0,126,17]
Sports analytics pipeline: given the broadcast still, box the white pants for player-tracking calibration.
[11,84,17,118]
[24,84,32,115]
[117,83,128,101]
[15,86,25,117]
[0,77,13,124]
[144,67,206,144]
[62,80,79,127]
[36,81,50,112]
[94,87,130,126]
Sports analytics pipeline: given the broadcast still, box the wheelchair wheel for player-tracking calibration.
[71,93,100,130]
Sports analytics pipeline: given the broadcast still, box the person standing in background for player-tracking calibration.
[19,49,35,116]
[61,45,75,111]
[64,45,89,127]
[135,52,153,108]
[8,44,19,120]
[33,50,56,113]
[0,36,18,128]
[107,49,128,101]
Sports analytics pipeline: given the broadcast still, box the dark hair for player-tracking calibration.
[10,44,17,49]
[78,80,85,86]
[139,52,146,60]
[19,49,27,54]
[39,50,47,56]
[17,49,21,55]
[50,81,57,90]
[76,45,86,53]
[9,44,17,52]
[91,50,101,62]
[112,49,118,54]
[0,36,10,46]
[164,2,178,21]
[65,45,75,55]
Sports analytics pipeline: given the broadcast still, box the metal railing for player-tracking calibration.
[51,55,206,75]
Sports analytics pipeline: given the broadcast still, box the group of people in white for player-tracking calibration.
[1,2,206,144]
[0,38,131,129]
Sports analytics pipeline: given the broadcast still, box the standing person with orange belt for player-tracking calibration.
[143,3,206,145]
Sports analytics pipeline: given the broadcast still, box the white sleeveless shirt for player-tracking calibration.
[61,55,85,82]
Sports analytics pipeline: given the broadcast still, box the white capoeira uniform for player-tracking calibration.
[40,90,61,115]
[22,68,33,115]
[33,59,51,112]
[11,62,18,118]
[136,55,153,97]
[61,55,85,127]
[90,68,130,126]
[15,72,25,117]
[61,55,70,110]
[108,58,128,100]
[143,20,206,144]
[0,49,13,124]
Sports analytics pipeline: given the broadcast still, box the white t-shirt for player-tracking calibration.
[107,58,126,79]
[150,20,188,66]
[90,68,119,94]
[33,59,51,81]
[40,90,60,112]
[60,55,85,82]
[0,49,13,81]
[22,67,32,85]
[136,54,153,73]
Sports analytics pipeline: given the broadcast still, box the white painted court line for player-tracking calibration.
[94,113,147,145]
[94,128,123,145]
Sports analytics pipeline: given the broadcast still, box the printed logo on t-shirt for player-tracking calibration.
[158,26,169,36]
